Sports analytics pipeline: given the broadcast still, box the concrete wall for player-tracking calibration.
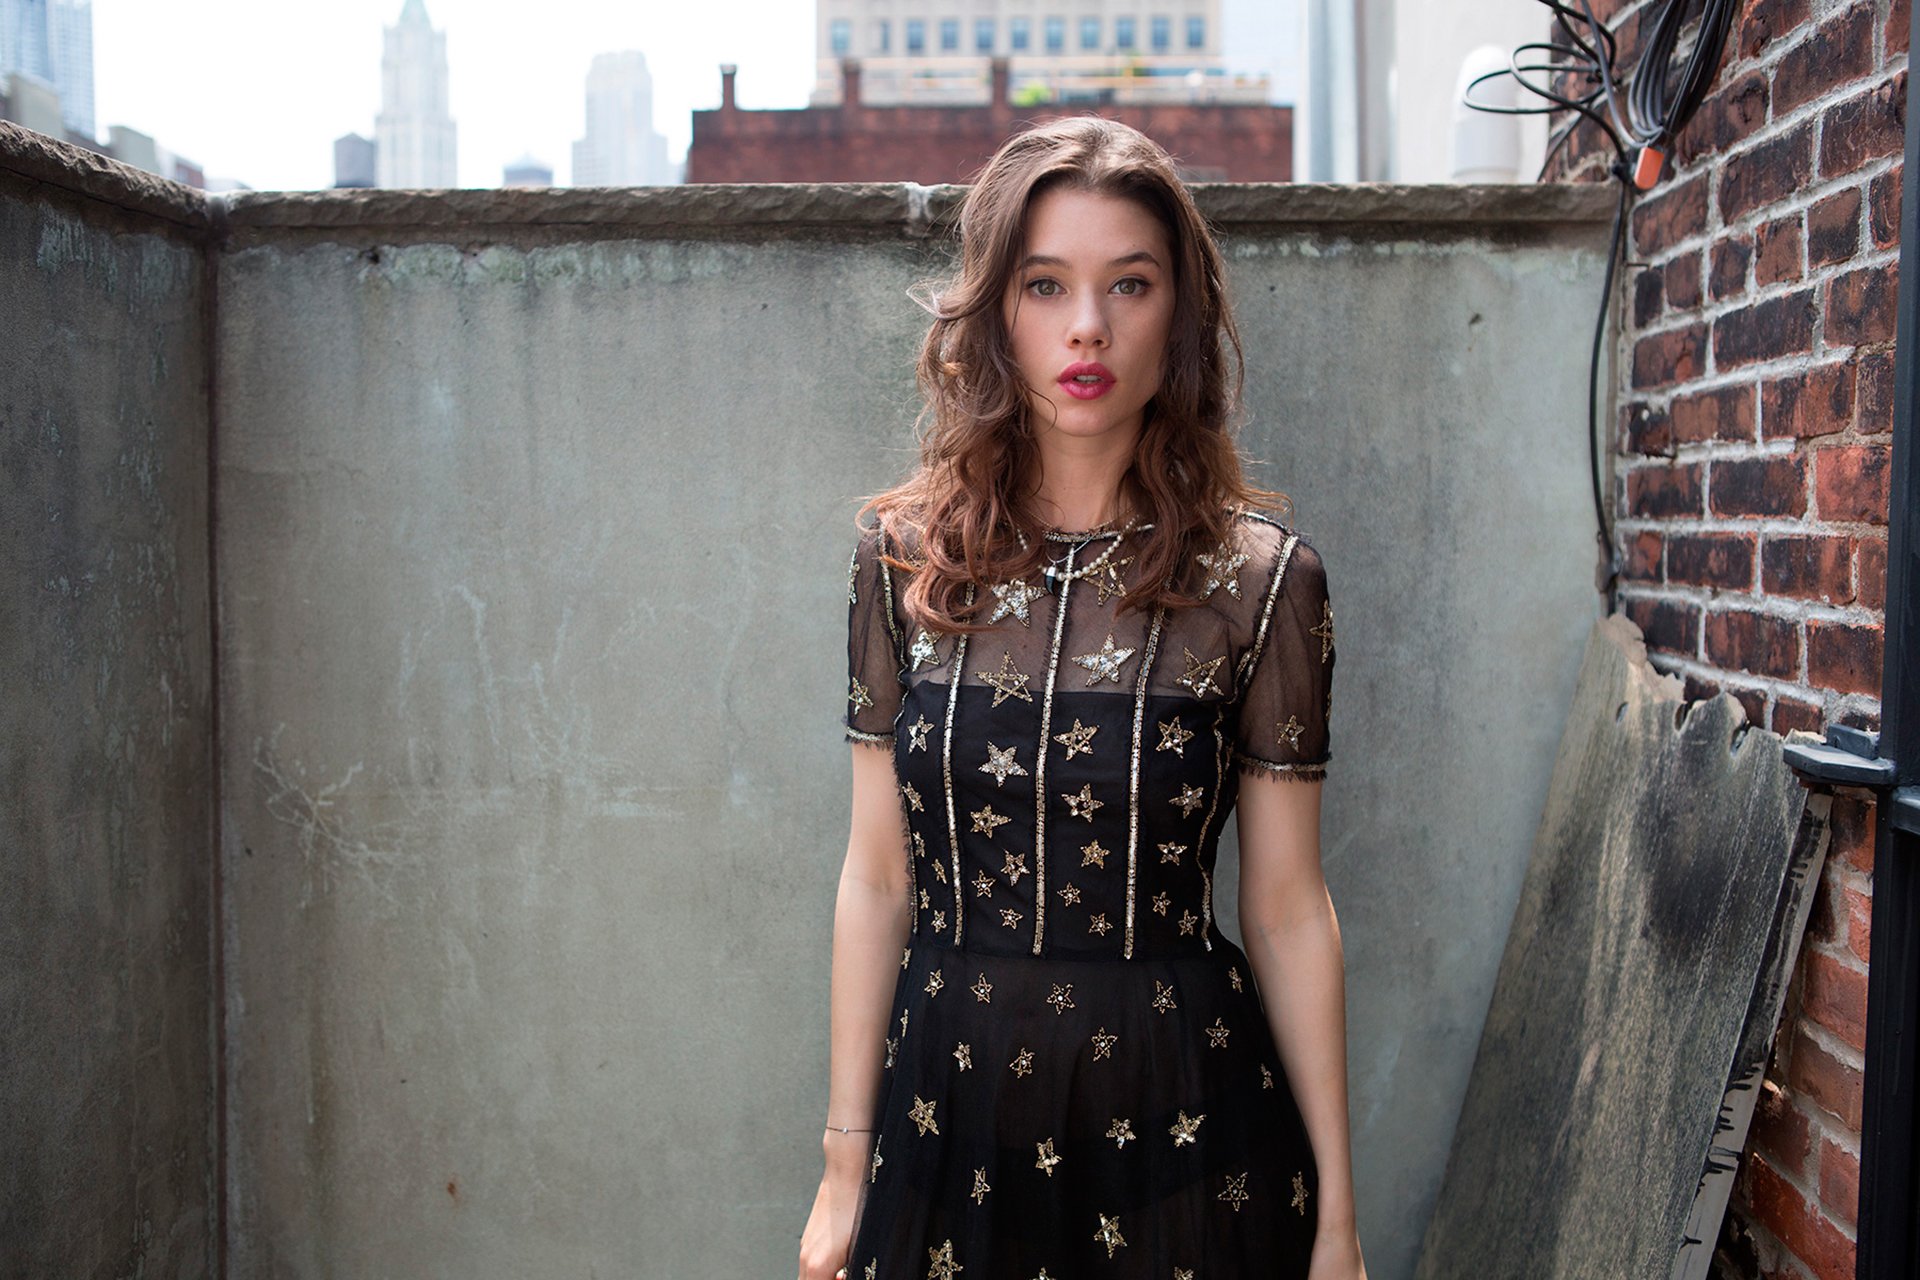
[0,128,215,1275]
[211,180,1617,1279]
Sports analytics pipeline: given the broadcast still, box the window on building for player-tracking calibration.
[1187,16,1205,49]
[1045,16,1065,52]
[1080,16,1100,49]
[976,17,994,52]
[1115,16,1136,48]
[874,19,890,53]
[1011,16,1030,50]
[1151,15,1170,51]
[831,18,851,56]
[907,18,926,53]
[941,18,959,51]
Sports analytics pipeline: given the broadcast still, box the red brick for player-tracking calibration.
[1760,361,1856,440]
[1624,595,1699,656]
[1745,1149,1858,1280]
[1819,1138,1861,1229]
[1890,0,1911,59]
[1833,797,1877,876]
[1627,461,1704,516]
[1856,348,1895,433]
[1761,534,1853,602]
[1820,72,1906,179]
[1665,250,1704,309]
[1711,454,1809,517]
[1632,172,1709,253]
[1827,262,1898,347]
[1773,695,1826,734]
[1720,123,1814,223]
[1713,288,1817,368]
[1705,607,1802,678]
[1712,234,1753,299]
[1634,321,1709,388]
[1672,385,1755,442]
[1804,949,1869,1051]
[1788,1024,1864,1128]
[1808,620,1884,695]
[1869,164,1901,249]
[1814,444,1891,522]
[1624,401,1673,456]
[1855,535,1886,610]
[1754,214,1804,285]
[1751,1077,1812,1175]
[1677,69,1770,167]
[1624,530,1663,581]
[1804,187,1862,266]
[1670,532,1757,588]
[1844,882,1871,963]
[1774,5,1878,116]
[1741,0,1813,58]
[1633,265,1665,326]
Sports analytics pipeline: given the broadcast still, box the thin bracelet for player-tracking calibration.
[825,1124,875,1134]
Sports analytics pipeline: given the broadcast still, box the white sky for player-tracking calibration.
[92,1,1294,192]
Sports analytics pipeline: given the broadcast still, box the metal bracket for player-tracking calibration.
[1783,725,1918,835]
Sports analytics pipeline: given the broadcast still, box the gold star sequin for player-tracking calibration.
[931,856,947,883]
[902,782,924,812]
[1061,784,1104,821]
[1052,718,1098,759]
[1157,717,1193,756]
[1080,840,1111,869]
[1093,1213,1127,1258]
[971,1168,990,1204]
[1171,783,1205,817]
[1310,598,1335,662]
[1091,1028,1117,1059]
[1152,980,1178,1014]
[971,804,1011,836]
[1046,982,1076,1015]
[980,650,1034,706]
[1071,633,1136,685]
[870,1136,883,1182]
[1158,842,1185,865]
[919,887,931,910]
[970,973,993,1003]
[1178,910,1199,936]
[999,907,1024,930]
[1089,913,1112,936]
[1057,882,1082,906]
[1034,1138,1062,1177]
[1229,965,1244,993]
[1175,1270,1194,1280]
[1175,647,1227,698]
[926,1238,963,1280]
[1094,554,1132,603]
[1106,1117,1135,1147]
[1219,1172,1251,1213]
[1001,850,1029,884]
[1010,1047,1035,1077]
[1205,1016,1231,1048]
[1168,1109,1205,1146]
[979,741,1028,786]
[953,1042,972,1070]
[1261,1063,1274,1089]
[1197,542,1251,598]
[909,1094,939,1136]
[907,714,934,752]
[1151,892,1170,916]
[987,577,1044,626]
[884,1036,897,1068]
[1293,1170,1310,1214]
[900,1009,910,1037]
[908,628,939,671]
[902,946,911,970]
[849,676,874,711]
[866,1262,878,1280]
[925,969,945,997]
[1276,714,1306,751]
[972,870,996,898]
[931,909,947,933]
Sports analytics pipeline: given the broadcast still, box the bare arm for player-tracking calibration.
[1235,772,1360,1245]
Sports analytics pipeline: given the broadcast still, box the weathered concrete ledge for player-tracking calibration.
[0,119,210,234]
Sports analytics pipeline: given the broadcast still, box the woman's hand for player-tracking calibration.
[796,1139,866,1280]
[1307,1220,1367,1280]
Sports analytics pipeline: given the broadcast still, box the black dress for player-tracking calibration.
[839,509,1336,1279]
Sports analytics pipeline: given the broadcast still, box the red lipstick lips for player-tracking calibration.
[1058,361,1116,400]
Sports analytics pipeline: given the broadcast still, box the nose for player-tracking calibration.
[1066,291,1111,350]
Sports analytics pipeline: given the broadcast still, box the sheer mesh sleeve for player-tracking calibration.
[1232,534,1334,780]
[843,523,907,748]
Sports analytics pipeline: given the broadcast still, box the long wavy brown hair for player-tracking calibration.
[857,114,1291,634]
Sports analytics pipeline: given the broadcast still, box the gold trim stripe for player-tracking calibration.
[1122,606,1167,960]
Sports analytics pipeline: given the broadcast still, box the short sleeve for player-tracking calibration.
[843,523,908,748]
[1232,534,1334,780]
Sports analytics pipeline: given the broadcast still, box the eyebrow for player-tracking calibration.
[1017,251,1164,272]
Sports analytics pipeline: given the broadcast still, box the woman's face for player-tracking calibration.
[1001,185,1177,449]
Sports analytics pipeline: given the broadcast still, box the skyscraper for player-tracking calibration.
[375,0,456,188]
[0,0,93,139]
[570,51,673,187]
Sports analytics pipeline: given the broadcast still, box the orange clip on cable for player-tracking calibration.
[1633,145,1666,190]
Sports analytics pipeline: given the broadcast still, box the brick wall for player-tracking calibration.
[1542,1,1899,1275]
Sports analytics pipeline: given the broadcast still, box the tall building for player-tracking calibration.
[811,0,1265,107]
[375,0,456,188]
[334,132,377,188]
[570,51,673,187]
[0,0,93,139]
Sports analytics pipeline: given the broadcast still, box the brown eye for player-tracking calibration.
[1113,278,1148,296]
[1028,279,1061,297]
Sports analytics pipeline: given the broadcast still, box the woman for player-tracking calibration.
[799,115,1366,1280]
